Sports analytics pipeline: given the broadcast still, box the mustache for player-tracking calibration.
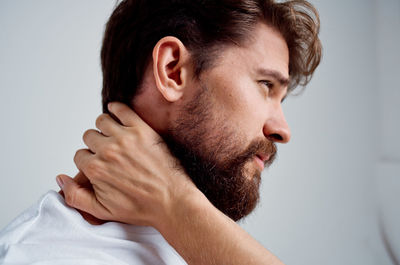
[233,138,277,168]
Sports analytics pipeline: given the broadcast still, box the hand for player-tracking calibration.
[57,102,199,230]
[57,102,284,265]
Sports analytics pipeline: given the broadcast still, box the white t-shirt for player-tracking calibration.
[0,191,187,265]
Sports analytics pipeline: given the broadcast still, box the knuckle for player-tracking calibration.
[118,133,138,149]
[74,149,85,164]
[102,144,120,161]
[134,127,146,142]
[119,136,132,148]
[82,129,92,142]
[95,114,108,129]
[64,190,76,207]
[85,159,103,178]
[129,125,140,136]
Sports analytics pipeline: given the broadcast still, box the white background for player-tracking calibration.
[0,1,399,264]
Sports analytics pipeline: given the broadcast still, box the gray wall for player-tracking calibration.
[241,1,399,264]
[0,1,398,264]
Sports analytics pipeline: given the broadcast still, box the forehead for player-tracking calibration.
[214,22,289,79]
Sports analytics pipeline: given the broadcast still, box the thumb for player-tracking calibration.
[73,171,92,189]
[56,174,110,220]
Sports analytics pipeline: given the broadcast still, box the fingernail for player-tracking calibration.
[56,176,64,189]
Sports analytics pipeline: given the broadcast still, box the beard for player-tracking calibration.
[161,84,277,221]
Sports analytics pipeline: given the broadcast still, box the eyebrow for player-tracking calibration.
[256,68,290,87]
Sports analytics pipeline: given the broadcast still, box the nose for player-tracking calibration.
[263,105,291,143]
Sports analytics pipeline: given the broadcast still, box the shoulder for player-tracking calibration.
[0,191,187,265]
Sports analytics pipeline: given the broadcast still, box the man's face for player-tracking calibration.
[163,23,290,221]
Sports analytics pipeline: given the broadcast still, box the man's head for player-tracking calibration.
[101,0,321,221]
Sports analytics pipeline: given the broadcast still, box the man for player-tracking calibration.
[0,0,321,264]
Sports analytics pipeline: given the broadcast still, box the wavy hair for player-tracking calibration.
[101,0,322,111]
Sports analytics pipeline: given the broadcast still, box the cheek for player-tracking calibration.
[211,76,253,112]
[233,103,264,142]
[216,89,265,141]
[206,71,266,139]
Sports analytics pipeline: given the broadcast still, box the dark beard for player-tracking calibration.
[161,85,277,221]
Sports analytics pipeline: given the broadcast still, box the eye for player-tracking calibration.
[259,80,274,91]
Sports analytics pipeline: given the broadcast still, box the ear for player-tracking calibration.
[152,36,190,102]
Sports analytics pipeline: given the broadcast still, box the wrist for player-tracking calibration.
[155,181,211,237]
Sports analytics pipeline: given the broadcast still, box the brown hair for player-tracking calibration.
[101,0,321,112]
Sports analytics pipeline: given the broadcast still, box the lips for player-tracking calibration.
[256,153,270,163]
[255,155,266,170]
[255,151,273,170]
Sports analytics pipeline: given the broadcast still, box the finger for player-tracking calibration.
[58,172,93,201]
[74,149,100,179]
[108,102,142,127]
[73,171,93,190]
[82,129,108,153]
[56,174,110,220]
[73,171,89,183]
[95,114,121,137]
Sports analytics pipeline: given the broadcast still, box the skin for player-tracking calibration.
[57,22,290,265]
